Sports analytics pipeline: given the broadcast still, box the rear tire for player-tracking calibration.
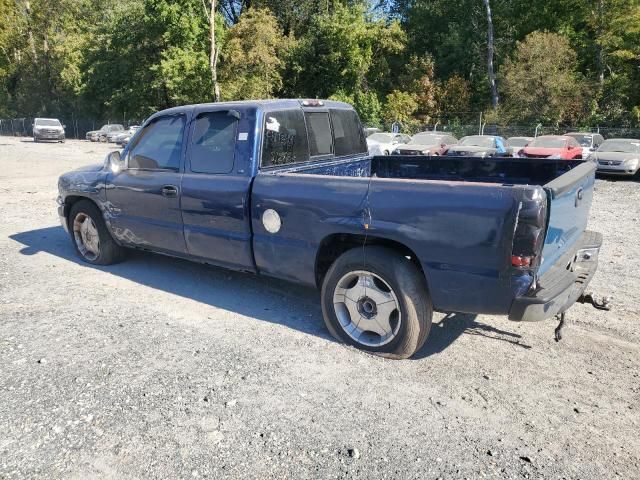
[68,200,126,265]
[321,246,432,359]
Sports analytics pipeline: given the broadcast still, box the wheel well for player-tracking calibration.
[314,233,426,288]
[63,195,95,220]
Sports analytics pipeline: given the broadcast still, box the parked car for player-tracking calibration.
[507,136,533,157]
[592,138,640,176]
[86,124,124,142]
[392,132,458,156]
[33,118,65,143]
[364,127,382,137]
[521,135,583,160]
[113,125,140,146]
[446,135,508,157]
[366,132,410,155]
[57,99,602,359]
[565,132,604,160]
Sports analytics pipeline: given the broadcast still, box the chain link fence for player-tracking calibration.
[398,122,640,140]
[3,116,640,141]
[0,117,143,140]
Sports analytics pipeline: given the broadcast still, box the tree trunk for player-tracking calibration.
[22,1,37,58]
[210,0,221,102]
[482,0,499,108]
[596,0,605,85]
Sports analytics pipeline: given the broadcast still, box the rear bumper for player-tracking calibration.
[509,230,602,322]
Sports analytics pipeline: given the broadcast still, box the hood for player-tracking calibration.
[35,125,63,131]
[395,144,437,153]
[448,145,496,154]
[366,139,390,146]
[522,147,564,156]
[73,163,105,173]
[595,151,638,162]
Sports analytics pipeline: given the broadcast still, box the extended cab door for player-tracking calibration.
[179,106,256,271]
[105,114,187,254]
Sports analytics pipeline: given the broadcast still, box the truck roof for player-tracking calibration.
[151,99,355,118]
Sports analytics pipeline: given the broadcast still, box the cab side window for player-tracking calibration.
[190,112,237,174]
[129,115,186,171]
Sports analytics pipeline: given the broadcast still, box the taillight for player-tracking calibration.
[512,187,548,268]
[511,255,532,267]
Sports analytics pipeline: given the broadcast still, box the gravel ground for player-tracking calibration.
[1,137,639,479]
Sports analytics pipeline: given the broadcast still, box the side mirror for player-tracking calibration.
[105,150,124,172]
[62,124,66,129]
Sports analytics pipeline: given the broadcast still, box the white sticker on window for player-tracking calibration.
[266,117,280,133]
[238,132,248,141]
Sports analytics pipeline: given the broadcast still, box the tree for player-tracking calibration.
[382,90,418,128]
[218,8,290,100]
[287,3,405,99]
[499,31,591,125]
[436,75,472,121]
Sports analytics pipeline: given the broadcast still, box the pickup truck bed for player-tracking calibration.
[253,155,596,318]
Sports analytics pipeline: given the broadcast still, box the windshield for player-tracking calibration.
[529,137,567,148]
[566,134,593,147]
[598,140,640,154]
[409,134,442,145]
[507,138,530,148]
[35,119,61,127]
[368,133,394,143]
[459,136,494,147]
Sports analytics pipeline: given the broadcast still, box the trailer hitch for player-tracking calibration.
[554,292,611,342]
[554,312,566,342]
[577,292,612,311]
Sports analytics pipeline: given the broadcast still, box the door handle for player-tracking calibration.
[161,185,178,197]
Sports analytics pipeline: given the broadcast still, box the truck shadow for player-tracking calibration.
[413,313,531,359]
[10,226,530,359]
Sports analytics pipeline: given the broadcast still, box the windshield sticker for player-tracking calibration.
[238,132,248,141]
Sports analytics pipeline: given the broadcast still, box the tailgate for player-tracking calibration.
[539,162,596,276]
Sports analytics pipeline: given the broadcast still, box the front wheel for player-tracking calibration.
[68,200,126,265]
[321,246,432,359]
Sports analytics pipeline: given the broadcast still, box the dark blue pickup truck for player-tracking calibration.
[57,100,602,358]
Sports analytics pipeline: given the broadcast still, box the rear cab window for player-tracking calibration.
[330,109,367,157]
[260,105,366,168]
[305,112,333,157]
[262,109,310,167]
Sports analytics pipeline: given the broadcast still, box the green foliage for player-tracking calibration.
[382,90,418,128]
[219,8,290,100]
[287,3,405,99]
[0,0,639,128]
[331,89,383,127]
[499,31,591,126]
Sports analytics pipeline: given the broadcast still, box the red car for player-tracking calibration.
[521,135,583,160]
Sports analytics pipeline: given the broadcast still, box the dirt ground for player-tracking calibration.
[0,137,638,479]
